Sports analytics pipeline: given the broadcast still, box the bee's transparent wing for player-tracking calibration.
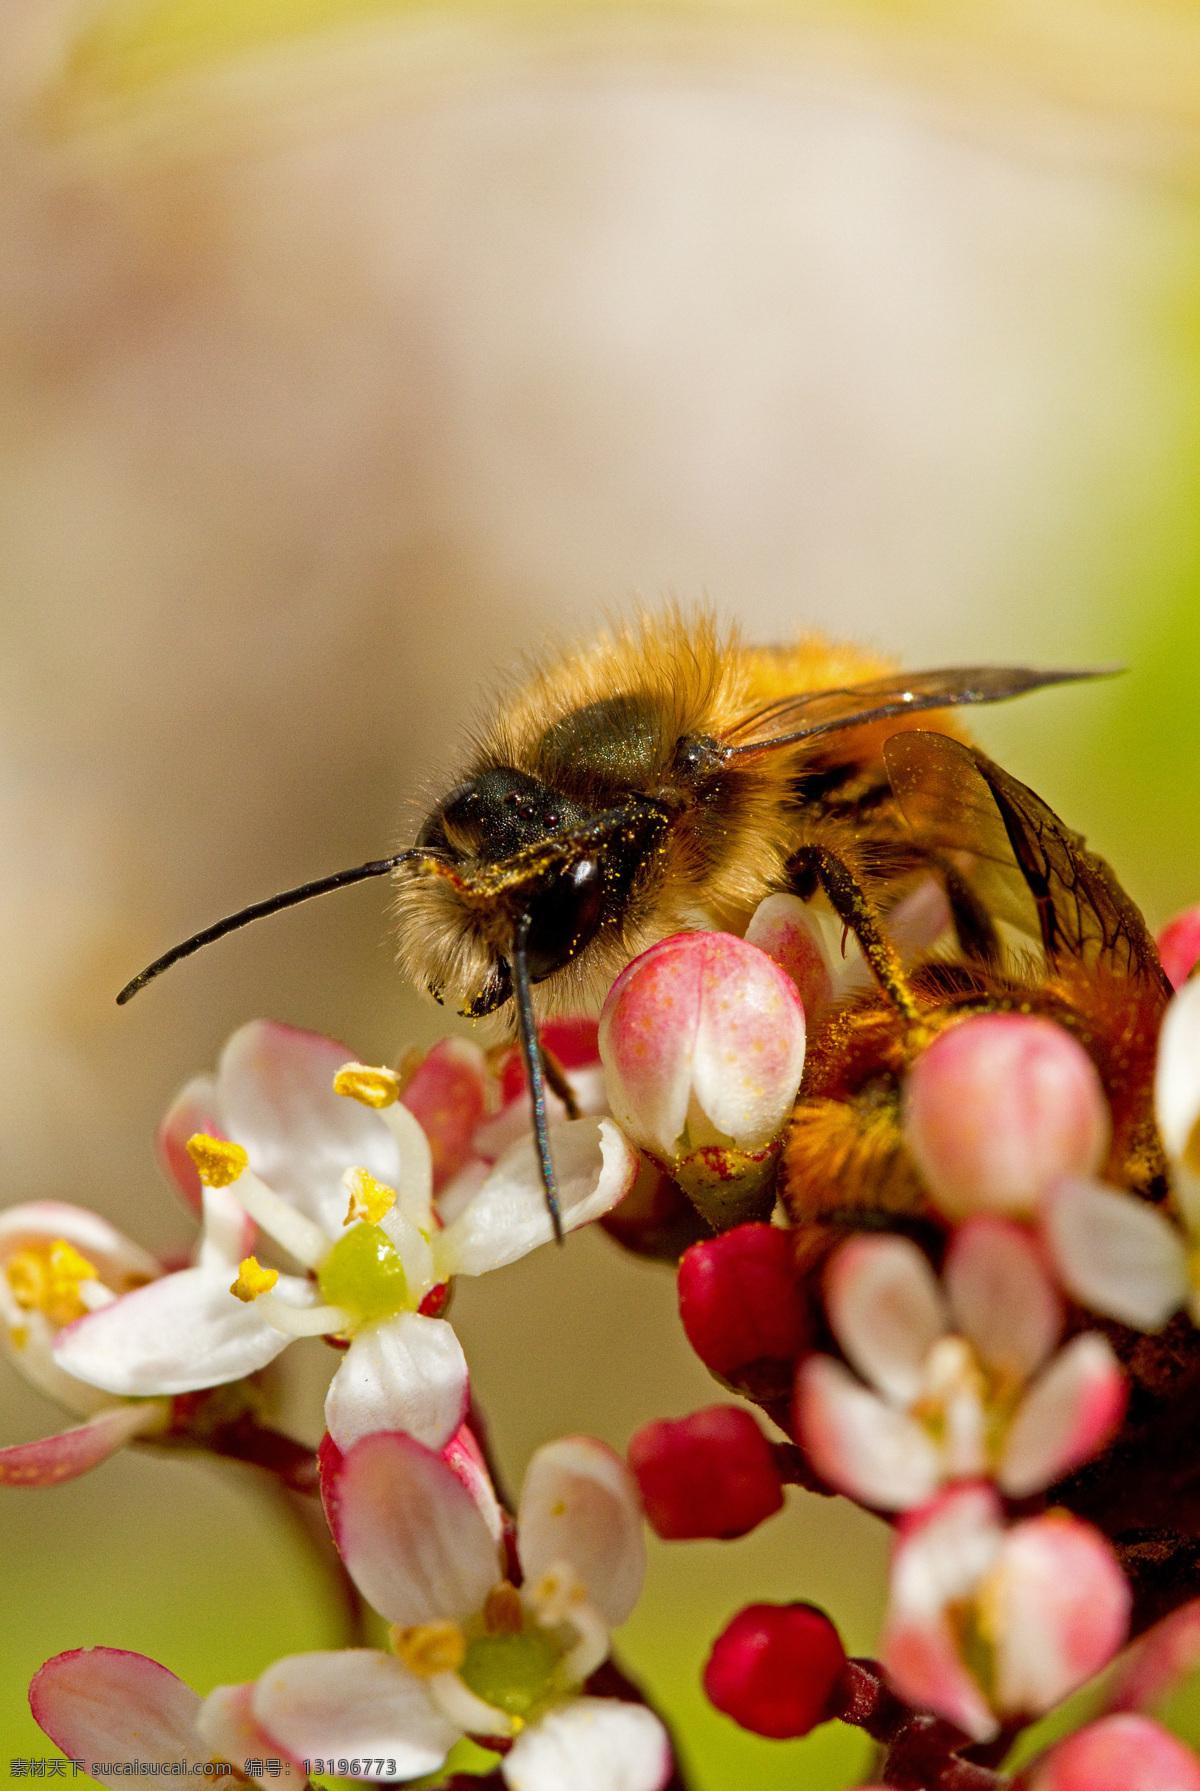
[723,665,1104,756]
[884,730,1167,992]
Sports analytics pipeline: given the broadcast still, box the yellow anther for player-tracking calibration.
[6,1239,99,1326]
[230,1256,278,1303]
[390,1621,466,1678]
[333,1062,401,1109]
[186,1134,248,1188]
[342,1166,396,1227]
[483,1582,525,1636]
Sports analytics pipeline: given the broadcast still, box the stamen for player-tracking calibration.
[6,1239,102,1326]
[427,1670,514,1740]
[483,1583,525,1636]
[342,1166,397,1227]
[185,1134,249,1188]
[254,1292,350,1337]
[554,1601,611,1688]
[334,1062,401,1109]
[229,1256,279,1303]
[220,1168,329,1270]
[391,1622,466,1678]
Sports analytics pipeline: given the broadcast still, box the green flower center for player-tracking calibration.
[317,1223,410,1324]
[459,1628,564,1719]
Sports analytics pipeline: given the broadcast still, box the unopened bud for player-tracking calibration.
[703,1602,846,1739]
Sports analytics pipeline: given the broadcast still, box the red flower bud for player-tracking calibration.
[628,1406,784,1540]
[678,1223,808,1386]
[703,1602,846,1738]
[1158,905,1200,992]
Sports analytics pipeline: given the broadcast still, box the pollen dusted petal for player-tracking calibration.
[433,1118,638,1278]
[51,1265,306,1395]
[249,1650,457,1780]
[518,1437,646,1628]
[216,1019,402,1236]
[944,1218,1062,1380]
[0,1400,168,1486]
[744,893,834,1020]
[1042,1178,1190,1332]
[500,1697,673,1791]
[998,1333,1126,1498]
[796,1355,941,1512]
[328,1431,501,1628]
[30,1647,207,1769]
[324,1311,468,1454]
[689,936,807,1150]
[824,1233,947,1407]
[598,936,705,1159]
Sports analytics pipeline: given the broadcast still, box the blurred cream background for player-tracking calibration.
[2,3,1199,1784]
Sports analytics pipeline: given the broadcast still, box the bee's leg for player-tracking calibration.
[787,844,922,1027]
[930,854,1003,969]
[540,1046,582,1121]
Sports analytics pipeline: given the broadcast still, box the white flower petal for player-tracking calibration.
[999,1333,1126,1498]
[434,1119,638,1279]
[217,1020,401,1235]
[250,1651,457,1780]
[197,1183,255,1270]
[1044,1178,1189,1331]
[324,1312,468,1454]
[797,1355,942,1511]
[436,1158,490,1227]
[197,1683,302,1783]
[30,1647,205,1768]
[473,1067,607,1164]
[329,1431,501,1627]
[945,1218,1061,1379]
[1156,978,1200,1165]
[518,1438,645,1627]
[0,1304,115,1416]
[51,1266,306,1395]
[990,1516,1130,1717]
[503,1699,672,1791]
[824,1234,948,1406]
[890,1482,1004,1616]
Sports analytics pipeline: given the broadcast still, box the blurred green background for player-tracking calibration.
[2,2,1200,1784]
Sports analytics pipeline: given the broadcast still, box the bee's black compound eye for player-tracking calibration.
[523,857,605,984]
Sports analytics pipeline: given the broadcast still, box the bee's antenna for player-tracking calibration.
[506,914,565,1245]
[116,851,425,1005]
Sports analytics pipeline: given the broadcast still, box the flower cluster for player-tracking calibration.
[15,873,1200,1789]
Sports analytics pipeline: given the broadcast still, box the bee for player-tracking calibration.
[118,609,1098,1235]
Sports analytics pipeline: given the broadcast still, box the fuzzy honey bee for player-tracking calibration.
[118,609,1097,1233]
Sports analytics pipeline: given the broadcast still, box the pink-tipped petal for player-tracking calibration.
[882,1484,1006,1742]
[518,1436,646,1627]
[401,1038,491,1191]
[1043,1178,1189,1331]
[999,1334,1126,1498]
[0,1400,166,1486]
[217,1020,401,1235]
[1158,907,1200,992]
[502,1698,672,1791]
[1157,979,1200,1170]
[30,1648,205,1767]
[52,1266,300,1395]
[156,1074,222,1216]
[324,1312,468,1455]
[599,936,706,1158]
[1023,1714,1200,1791]
[197,1682,304,1782]
[904,1015,1110,1221]
[251,1651,457,1780]
[441,1423,505,1548]
[329,1431,500,1626]
[1108,1600,1200,1715]
[743,894,834,1018]
[824,1234,947,1405]
[435,1118,638,1277]
[796,1355,941,1511]
[991,1514,1130,1719]
[945,1218,1062,1380]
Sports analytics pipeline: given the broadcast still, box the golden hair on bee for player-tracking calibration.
[116,604,1101,1235]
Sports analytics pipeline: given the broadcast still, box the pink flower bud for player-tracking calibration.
[628,1406,784,1540]
[703,1602,846,1739]
[1021,1715,1200,1791]
[903,1014,1110,1221]
[1158,905,1200,992]
[400,1038,490,1192]
[678,1222,808,1392]
[599,932,806,1227]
